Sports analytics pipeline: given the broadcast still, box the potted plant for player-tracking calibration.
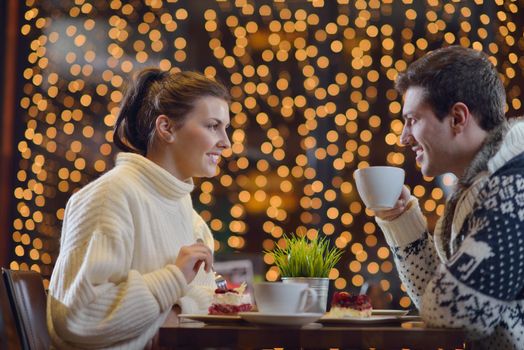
[265,233,343,313]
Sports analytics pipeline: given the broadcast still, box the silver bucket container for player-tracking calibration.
[281,277,329,313]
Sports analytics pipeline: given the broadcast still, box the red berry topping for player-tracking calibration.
[331,292,371,309]
[214,288,238,294]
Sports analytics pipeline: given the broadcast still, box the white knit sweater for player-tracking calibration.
[376,120,524,350]
[47,153,216,349]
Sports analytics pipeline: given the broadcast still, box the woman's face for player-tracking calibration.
[167,96,231,181]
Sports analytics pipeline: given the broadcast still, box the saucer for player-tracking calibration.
[179,314,244,324]
[238,312,323,326]
[372,309,409,316]
[319,315,421,326]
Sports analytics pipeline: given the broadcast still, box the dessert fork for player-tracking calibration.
[214,273,228,291]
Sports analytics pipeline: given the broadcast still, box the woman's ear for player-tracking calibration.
[155,115,176,143]
[449,102,470,135]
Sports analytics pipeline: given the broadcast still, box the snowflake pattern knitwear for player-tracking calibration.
[376,119,524,350]
[47,153,216,349]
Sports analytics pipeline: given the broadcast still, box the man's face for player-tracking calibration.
[400,86,456,177]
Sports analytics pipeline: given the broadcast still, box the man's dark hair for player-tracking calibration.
[395,45,506,131]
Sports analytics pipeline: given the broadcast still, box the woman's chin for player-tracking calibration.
[199,169,218,178]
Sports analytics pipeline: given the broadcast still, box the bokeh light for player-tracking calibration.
[10,0,523,307]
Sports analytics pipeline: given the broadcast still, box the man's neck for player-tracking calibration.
[453,127,488,178]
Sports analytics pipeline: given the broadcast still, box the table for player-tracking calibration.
[158,317,468,350]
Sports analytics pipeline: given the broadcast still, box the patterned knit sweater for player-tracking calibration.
[47,153,216,349]
[376,119,524,350]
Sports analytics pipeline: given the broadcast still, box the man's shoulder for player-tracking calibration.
[473,152,524,220]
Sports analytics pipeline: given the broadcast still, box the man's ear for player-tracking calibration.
[155,115,176,143]
[449,102,470,134]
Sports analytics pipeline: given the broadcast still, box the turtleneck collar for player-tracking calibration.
[115,152,194,200]
[488,117,524,173]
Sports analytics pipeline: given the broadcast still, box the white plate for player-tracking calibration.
[372,309,409,316]
[319,315,420,326]
[179,313,243,324]
[238,312,323,326]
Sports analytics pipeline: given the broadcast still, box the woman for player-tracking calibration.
[47,68,232,349]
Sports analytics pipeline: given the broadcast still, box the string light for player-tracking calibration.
[12,0,523,309]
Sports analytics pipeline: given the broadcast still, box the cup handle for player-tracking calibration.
[298,288,318,313]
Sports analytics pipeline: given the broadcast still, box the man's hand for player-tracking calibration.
[175,243,213,284]
[373,185,411,221]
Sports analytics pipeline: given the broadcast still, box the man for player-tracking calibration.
[374,46,524,349]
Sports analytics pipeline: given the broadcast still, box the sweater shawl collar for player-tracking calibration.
[437,117,524,260]
[115,152,194,200]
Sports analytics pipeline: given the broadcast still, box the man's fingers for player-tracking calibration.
[400,185,411,200]
[375,206,404,220]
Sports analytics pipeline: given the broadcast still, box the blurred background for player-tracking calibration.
[1,0,523,310]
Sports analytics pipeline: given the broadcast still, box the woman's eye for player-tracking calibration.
[208,124,218,130]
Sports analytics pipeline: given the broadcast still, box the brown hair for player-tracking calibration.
[114,68,230,155]
[395,45,506,131]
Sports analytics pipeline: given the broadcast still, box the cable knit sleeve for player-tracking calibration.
[47,182,189,348]
[375,196,428,247]
[375,196,440,308]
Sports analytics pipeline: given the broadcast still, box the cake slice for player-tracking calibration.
[208,283,253,315]
[327,292,372,318]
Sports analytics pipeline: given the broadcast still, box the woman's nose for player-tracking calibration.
[218,130,231,149]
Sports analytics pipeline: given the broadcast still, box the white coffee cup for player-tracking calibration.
[354,166,405,211]
[253,282,318,314]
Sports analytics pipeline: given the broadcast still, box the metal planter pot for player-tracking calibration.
[281,277,329,313]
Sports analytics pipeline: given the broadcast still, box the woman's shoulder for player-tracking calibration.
[67,165,138,210]
[62,167,138,243]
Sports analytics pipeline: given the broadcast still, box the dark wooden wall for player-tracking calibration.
[0,0,21,268]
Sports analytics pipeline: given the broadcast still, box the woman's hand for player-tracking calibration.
[175,243,213,284]
[374,186,411,221]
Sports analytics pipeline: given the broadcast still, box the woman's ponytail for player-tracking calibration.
[114,68,167,155]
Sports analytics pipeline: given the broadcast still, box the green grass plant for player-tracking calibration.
[265,233,343,278]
